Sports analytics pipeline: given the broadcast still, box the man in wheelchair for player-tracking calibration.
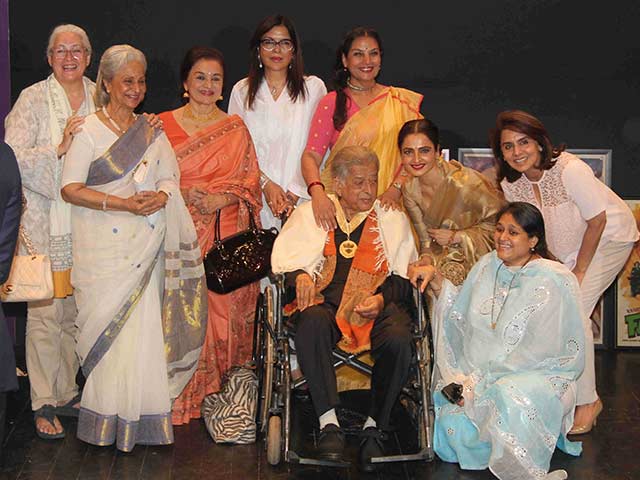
[271,146,418,470]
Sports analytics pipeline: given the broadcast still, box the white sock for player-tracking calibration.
[545,470,568,480]
[363,416,377,430]
[319,408,339,429]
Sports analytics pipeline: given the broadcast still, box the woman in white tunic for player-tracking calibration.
[4,24,94,439]
[61,45,206,452]
[228,14,326,229]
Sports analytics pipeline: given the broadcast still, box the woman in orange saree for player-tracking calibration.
[158,46,261,425]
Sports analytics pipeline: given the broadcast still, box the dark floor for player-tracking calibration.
[0,350,638,480]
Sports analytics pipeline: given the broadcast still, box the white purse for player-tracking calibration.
[0,225,54,303]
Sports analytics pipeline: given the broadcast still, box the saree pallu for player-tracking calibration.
[403,160,505,285]
[320,87,422,195]
[70,117,206,451]
[162,114,262,425]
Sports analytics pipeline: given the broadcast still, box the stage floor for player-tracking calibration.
[1,350,638,480]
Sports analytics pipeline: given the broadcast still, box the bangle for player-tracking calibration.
[307,181,325,196]
[102,193,109,211]
[392,181,402,191]
[260,173,270,190]
[447,229,457,245]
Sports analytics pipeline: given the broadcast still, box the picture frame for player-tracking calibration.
[456,148,612,187]
[616,199,640,348]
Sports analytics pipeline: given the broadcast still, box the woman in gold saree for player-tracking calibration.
[301,26,422,231]
[61,45,206,451]
[400,119,504,285]
[158,46,262,425]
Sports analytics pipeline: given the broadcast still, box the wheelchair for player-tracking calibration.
[252,273,435,467]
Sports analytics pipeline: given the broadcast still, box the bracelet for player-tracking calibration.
[259,173,270,190]
[447,229,457,245]
[307,181,325,196]
[392,181,402,191]
[102,193,109,211]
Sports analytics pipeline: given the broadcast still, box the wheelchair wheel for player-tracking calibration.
[258,286,276,434]
[266,415,282,465]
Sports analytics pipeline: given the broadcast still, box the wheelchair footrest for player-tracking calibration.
[370,447,435,464]
[286,450,351,468]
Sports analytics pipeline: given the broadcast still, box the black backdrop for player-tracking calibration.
[7,0,640,344]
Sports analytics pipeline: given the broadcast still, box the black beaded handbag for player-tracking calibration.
[203,202,278,294]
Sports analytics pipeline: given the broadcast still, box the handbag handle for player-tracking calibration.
[214,199,259,245]
[17,193,39,257]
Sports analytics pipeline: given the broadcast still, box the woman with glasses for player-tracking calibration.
[159,46,262,425]
[4,23,95,440]
[228,14,326,229]
[301,26,423,231]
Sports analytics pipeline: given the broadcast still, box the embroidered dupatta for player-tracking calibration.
[320,87,422,195]
[47,74,95,297]
[79,117,207,400]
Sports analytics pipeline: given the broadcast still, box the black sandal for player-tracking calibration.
[34,404,65,440]
[55,392,82,418]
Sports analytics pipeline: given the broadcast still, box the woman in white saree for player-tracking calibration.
[61,45,206,452]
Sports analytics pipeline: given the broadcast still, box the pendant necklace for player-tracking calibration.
[490,254,534,330]
[102,107,135,135]
[333,198,370,259]
[266,81,286,98]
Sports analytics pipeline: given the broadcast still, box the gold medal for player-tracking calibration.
[330,193,372,259]
[339,239,357,258]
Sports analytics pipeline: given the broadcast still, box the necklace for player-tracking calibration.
[333,197,371,259]
[489,254,534,330]
[102,107,135,135]
[347,79,376,92]
[183,103,220,124]
[266,81,286,98]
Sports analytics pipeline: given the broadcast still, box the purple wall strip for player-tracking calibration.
[0,0,9,137]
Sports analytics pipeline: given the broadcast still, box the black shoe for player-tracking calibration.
[359,426,386,472]
[317,424,345,461]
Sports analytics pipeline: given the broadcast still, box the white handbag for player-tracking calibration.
[0,225,54,303]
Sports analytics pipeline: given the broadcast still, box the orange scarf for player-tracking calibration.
[285,211,389,353]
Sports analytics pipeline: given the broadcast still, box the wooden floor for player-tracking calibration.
[0,350,638,480]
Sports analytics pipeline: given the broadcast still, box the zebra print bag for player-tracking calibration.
[202,366,258,444]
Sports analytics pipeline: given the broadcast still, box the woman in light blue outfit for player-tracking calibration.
[410,202,585,480]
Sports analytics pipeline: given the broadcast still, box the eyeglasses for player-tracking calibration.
[260,38,294,52]
[51,46,86,60]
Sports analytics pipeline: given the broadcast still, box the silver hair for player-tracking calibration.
[47,24,92,57]
[331,145,379,181]
[94,44,147,108]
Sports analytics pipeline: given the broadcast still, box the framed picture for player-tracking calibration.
[457,148,499,187]
[616,199,640,348]
[456,148,612,187]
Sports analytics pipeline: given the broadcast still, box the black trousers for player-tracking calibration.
[294,303,413,430]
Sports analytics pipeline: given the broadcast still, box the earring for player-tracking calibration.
[258,54,263,69]
[538,145,543,152]
[288,63,292,70]
[218,94,223,101]
[530,246,535,252]
[183,91,189,99]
